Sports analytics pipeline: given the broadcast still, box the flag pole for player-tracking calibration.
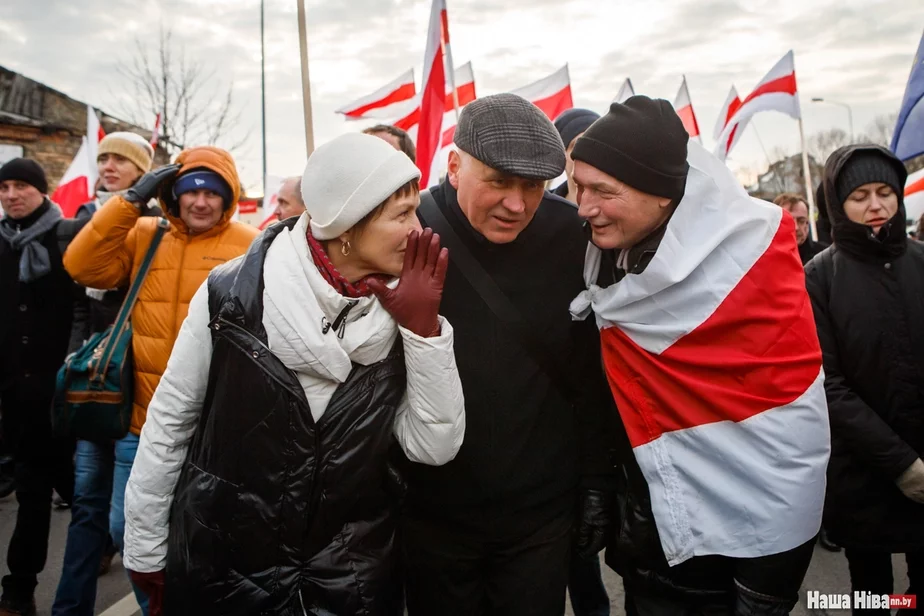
[260,0,268,183]
[296,0,315,155]
[440,2,461,122]
[798,117,818,241]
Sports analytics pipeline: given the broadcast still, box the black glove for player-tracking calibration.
[125,164,181,206]
[575,489,613,560]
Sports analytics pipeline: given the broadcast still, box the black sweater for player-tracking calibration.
[403,180,613,534]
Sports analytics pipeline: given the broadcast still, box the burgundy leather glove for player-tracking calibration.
[129,569,165,616]
[368,228,449,338]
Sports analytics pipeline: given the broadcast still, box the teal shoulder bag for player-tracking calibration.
[54,217,170,440]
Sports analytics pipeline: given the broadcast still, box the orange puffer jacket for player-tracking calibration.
[64,146,258,434]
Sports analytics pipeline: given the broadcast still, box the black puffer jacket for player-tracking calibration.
[804,144,924,552]
[164,220,406,615]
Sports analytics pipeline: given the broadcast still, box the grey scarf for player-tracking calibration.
[0,199,63,282]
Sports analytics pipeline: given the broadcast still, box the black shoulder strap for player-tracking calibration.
[418,190,579,402]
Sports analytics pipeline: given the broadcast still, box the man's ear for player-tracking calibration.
[447,150,462,190]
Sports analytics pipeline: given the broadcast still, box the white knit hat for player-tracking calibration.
[302,132,421,240]
[98,132,155,173]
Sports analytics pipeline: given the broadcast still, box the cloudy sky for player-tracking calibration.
[2,0,921,192]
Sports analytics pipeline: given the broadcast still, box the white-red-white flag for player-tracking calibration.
[673,76,701,142]
[393,63,476,132]
[416,0,450,187]
[509,65,573,121]
[715,51,801,160]
[712,86,749,162]
[614,78,635,103]
[257,174,286,230]
[52,106,103,217]
[571,140,829,566]
[397,63,477,188]
[335,69,417,120]
[905,167,924,222]
[150,113,162,148]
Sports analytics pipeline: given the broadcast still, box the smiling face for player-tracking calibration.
[572,159,673,250]
[842,182,899,235]
[97,153,144,192]
[447,150,545,244]
[178,189,225,234]
[0,180,45,220]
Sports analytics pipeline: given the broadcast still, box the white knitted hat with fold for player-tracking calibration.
[301,132,421,240]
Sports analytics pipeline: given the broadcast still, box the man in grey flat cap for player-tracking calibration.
[400,93,615,615]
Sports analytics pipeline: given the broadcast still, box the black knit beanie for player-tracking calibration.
[554,108,601,150]
[570,96,689,201]
[0,158,48,194]
[835,151,904,206]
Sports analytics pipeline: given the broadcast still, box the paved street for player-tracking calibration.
[0,491,911,615]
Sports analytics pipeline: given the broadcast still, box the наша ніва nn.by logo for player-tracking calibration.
[807,591,916,610]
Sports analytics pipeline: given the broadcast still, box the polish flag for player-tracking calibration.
[614,78,635,103]
[509,65,573,121]
[712,86,749,161]
[715,51,801,160]
[673,76,701,142]
[416,0,451,187]
[571,141,829,566]
[52,107,103,217]
[905,167,924,222]
[150,113,162,148]
[335,69,417,120]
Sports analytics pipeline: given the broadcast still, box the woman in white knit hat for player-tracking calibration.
[122,132,466,616]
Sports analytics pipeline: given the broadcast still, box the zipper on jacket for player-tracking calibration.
[320,300,358,339]
[171,235,190,335]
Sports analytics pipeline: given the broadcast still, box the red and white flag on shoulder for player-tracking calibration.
[571,141,830,566]
[52,106,104,217]
[509,65,573,121]
[334,69,417,121]
[673,76,701,142]
[614,78,635,103]
[715,51,801,160]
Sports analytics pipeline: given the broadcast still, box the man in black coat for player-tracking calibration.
[772,192,827,265]
[401,94,614,616]
[0,159,80,616]
[805,145,924,606]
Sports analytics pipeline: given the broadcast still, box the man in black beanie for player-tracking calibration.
[0,158,79,616]
[568,97,825,616]
[552,108,601,203]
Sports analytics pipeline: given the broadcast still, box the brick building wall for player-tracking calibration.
[0,65,169,191]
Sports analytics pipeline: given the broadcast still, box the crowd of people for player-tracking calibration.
[0,91,921,616]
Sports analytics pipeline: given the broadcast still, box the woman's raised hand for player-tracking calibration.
[367,228,449,338]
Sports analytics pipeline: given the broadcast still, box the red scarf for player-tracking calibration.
[305,230,378,298]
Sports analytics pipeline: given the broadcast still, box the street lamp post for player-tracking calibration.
[811,97,854,142]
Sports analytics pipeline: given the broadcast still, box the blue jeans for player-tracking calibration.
[52,434,149,616]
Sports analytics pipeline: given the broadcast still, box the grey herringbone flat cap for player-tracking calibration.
[453,93,566,180]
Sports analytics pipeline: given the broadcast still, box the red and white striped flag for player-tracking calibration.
[416,0,451,187]
[673,76,701,142]
[614,78,635,103]
[712,86,748,162]
[571,141,829,566]
[509,65,573,121]
[52,106,104,217]
[715,51,801,160]
[905,167,924,222]
[150,113,162,148]
[335,69,417,120]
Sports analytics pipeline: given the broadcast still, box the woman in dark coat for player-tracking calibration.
[805,145,924,607]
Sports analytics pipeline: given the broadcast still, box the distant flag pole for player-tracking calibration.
[296,0,315,155]
[260,0,268,182]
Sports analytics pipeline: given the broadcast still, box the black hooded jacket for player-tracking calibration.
[164,219,406,615]
[804,144,924,552]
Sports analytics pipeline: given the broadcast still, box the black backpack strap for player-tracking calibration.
[418,190,579,402]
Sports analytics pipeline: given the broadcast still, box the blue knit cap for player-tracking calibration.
[172,169,232,207]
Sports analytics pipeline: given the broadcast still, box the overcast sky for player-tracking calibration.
[1,0,921,192]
